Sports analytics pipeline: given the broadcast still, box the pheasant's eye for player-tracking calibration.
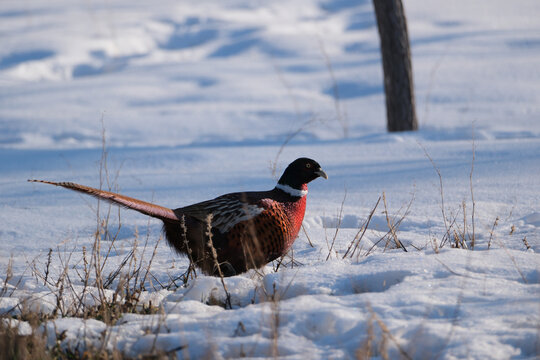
[305,163,311,168]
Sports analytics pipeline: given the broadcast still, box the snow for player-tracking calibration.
[1,0,539,358]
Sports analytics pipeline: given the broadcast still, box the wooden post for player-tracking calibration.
[373,0,418,132]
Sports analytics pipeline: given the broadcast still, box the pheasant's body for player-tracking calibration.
[30,158,327,276]
[166,187,308,275]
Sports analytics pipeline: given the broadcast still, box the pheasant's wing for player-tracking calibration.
[179,193,269,233]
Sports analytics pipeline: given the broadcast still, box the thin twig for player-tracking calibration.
[301,224,314,248]
[488,216,499,250]
[469,124,476,249]
[522,237,531,251]
[419,142,451,246]
[366,304,413,360]
[270,116,320,178]
[318,36,348,137]
[343,196,381,259]
[326,190,347,260]
[205,214,232,309]
[381,192,408,252]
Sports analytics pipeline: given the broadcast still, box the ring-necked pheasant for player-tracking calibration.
[29,158,327,276]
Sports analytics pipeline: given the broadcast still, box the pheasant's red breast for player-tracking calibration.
[221,195,306,269]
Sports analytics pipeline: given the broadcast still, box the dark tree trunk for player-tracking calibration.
[373,0,418,132]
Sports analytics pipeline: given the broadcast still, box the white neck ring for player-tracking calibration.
[276,183,308,197]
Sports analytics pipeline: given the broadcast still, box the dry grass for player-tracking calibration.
[205,214,232,309]
[0,124,174,359]
[419,141,480,251]
[0,306,48,360]
[355,304,413,360]
[338,190,412,260]
[3,119,534,359]
[343,196,381,259]
[325,190,347,260]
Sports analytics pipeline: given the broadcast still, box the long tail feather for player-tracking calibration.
[29,179,179,222]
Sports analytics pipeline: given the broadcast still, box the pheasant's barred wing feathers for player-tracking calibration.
[179,194,268,233]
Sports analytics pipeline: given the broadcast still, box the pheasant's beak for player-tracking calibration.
[315,168,328,180]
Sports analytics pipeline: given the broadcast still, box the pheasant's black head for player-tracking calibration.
[278,157,328,190]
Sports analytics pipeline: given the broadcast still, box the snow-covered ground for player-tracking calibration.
[1,0,539,358]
